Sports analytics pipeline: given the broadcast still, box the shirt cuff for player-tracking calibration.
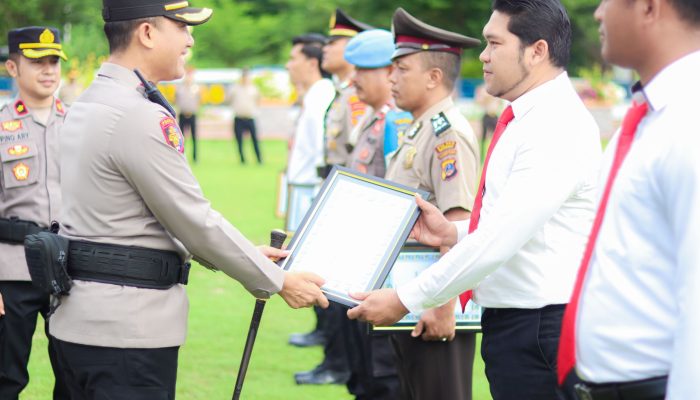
[397,279,431,315]
[454,220,470,242]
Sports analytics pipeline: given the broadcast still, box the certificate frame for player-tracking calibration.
[279,166,429,307]
[370,243,482,333]
[284,182,320,234]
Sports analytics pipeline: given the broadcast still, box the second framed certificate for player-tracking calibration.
[279,166,429,307]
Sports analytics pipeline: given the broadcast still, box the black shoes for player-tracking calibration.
[288,330,326,347]
[294,365,351,385]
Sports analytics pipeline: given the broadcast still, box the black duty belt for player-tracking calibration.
[574,375,667,400]
[0,217,48,244]
[67,240,190,290]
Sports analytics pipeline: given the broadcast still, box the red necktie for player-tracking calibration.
[557,100,649,385]
[458,105,515,312]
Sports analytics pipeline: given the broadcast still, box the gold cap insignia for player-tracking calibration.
[40,29,55,44]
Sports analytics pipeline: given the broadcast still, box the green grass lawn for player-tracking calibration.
[23,139,492,399]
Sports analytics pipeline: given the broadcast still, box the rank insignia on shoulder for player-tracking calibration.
[12,162,30,181]
[14,101,28,116]
[441,158,458,181]
[404,147,417,169]
[8,144,29,156]
[431,112,451,136]
[406,121,422,139]
[1,120,23,132]
[160,116,185,154]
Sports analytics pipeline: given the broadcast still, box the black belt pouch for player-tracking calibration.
[24,231,73,296]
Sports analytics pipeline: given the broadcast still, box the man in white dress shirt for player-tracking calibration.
[285,34,335,185]
[348,1,601,399]
[555,0,700,399]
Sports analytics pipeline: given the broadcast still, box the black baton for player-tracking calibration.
[232,229,287,400]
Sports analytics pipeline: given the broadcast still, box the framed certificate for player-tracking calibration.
[370,243,482,333]
[285,183,320,233]
[279,166,429,307]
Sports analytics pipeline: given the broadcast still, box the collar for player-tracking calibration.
[415,96,454,124]
[8,96,65,119]
[97,62,146,92]
[640,49,700,112]
[338,78,353,91]
[510,71,569,121]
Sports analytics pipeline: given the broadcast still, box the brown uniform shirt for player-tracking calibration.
[324,80,367,166]
[385,96,479,213]
[50,63,284,348]
[0,98,64,280]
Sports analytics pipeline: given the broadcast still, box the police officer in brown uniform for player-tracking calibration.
[342,28,414,400]
[384,8,480,400]
[0,26,69,400]
[293,8,373,386]
[321,8,371,172]
[49,1,328,397]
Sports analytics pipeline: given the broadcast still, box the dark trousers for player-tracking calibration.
[0,281,69,400]
[318,302,350,373]
[178,113,197,162]
[344,319,399,400]
[53,339,179,399]
[233,117,262,164]
[481,304,565,400]
[390,332,476,400]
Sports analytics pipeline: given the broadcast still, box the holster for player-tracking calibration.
[24,231,73,296]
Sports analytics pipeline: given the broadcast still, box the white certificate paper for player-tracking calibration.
[280,167,426,306]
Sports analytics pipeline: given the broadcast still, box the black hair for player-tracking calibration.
[492,0,571,68]
[668,0,700,25]
[103,17,157,54]
[420,51,461,90]
[292,34,331,79]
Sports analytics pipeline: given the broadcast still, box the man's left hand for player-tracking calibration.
[347,288,409,326]
[258,245,290,262]
[411,299,457,341]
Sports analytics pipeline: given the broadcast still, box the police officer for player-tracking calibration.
[50,1,328,397]
[0,26,70,400]
[370,8,481,400]
[341,29,413,400]
[293,8,372,386]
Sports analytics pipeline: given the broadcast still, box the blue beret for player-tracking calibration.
[344,29,394,69]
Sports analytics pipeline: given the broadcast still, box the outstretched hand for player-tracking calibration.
[257,245,290,262]
[410,195,459,248]
[279,272,329,309]
[346,288,409,326]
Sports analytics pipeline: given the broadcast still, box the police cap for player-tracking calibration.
[292,33,327,47]
[391,7,480,60]
[344,29,394,69]
[102,0,212,25]
[329,8,374,39]
[8,27,67,61]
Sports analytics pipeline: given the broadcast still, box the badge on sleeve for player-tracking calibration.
[441,158,458,181]
[435,140,457,159]
[160,116,185,154]
[1,120,23,132]
[12,162,30,181]
[431,112,451,136]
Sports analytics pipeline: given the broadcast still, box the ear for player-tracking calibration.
[527,39,550,67]
[639,0,662,24]
[427,67,444,90]
[5,59,19,78]
[136,20,158,50]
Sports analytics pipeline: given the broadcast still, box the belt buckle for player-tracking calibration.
[574,383,594,400]
[179,262,191,285]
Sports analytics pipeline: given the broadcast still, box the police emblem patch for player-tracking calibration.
[160,116,185,154]
[12,162,30,181]
[15,101,28,116]
[441,158,458,180]
[8,144,29,156]
[431,112,451,136]
[1,120,23,132]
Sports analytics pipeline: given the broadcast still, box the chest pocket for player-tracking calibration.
[1,141,39,189]
[355,143,377,166]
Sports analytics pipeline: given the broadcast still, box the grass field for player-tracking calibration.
[22,139,492,399]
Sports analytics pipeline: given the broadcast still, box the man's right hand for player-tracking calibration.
[279,272,329,309]
[410,195,459,248]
